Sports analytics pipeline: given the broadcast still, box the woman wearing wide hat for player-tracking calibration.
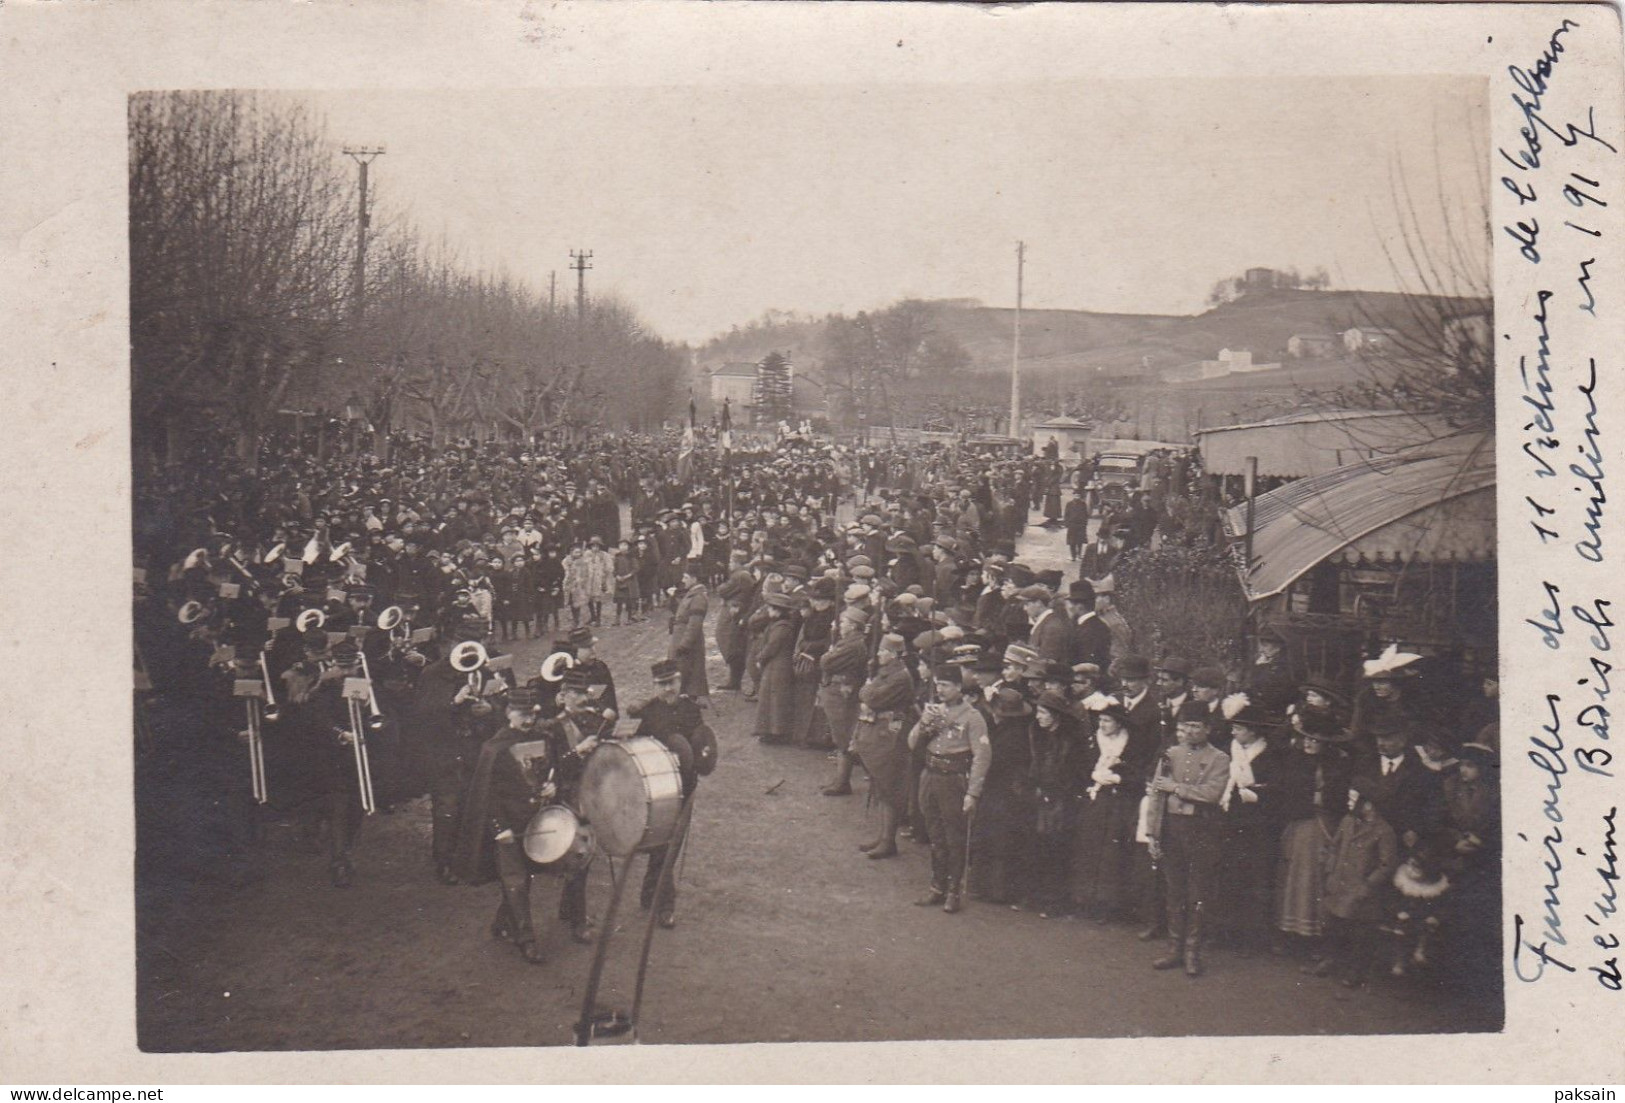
[1275,708,1355,964]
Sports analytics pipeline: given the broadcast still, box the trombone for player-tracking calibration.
[232,675,270,804]
[259,644,281,722]
[357,649,386,731]
[342,676,378,814]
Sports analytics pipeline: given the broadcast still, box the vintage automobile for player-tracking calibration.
[1091,451,1144,513]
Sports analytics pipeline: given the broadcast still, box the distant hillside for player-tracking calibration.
[694,287,1489,438]
[944,289,1442,378]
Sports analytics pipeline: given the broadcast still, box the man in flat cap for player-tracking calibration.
[1023,584,1074,666]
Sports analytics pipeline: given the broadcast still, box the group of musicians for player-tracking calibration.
[148,538,717,966]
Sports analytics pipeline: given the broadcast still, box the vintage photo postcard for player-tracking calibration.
[1,0,1622,1086]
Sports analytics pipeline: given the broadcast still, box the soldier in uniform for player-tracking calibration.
[452,684,597,965]
[669,564,711,704]
[819,603,874,796]
[852,633,917,858]
[907,665,993,914]
[282,637,372,887]
[626,659,715,928]
[1145,713,1231,976]
[408,615,508,884]
[567,626,619,720]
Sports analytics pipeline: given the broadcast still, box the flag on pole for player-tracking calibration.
[720,397,733,452]
[677,389,696,483]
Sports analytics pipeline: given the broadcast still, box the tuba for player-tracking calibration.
[177,600,210,625]
[450,639,490,688]
[295,607,327,634]
[538,651,576,683]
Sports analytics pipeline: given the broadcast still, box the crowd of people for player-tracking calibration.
[136,422,1499,992]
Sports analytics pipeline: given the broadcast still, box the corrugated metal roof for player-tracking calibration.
[1222,432,1495,600]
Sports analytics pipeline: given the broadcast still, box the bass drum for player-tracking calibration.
[579,736,683,857]
[522,804,595,873]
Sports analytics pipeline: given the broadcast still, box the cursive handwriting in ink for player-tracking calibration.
[1501,19,1581,175]
[1572,359,1606,564]
[1577,258,1599,315]
[1588,809,1621,989]
[1527,580,1565,648]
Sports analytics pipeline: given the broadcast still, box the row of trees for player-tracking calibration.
[130,91,687,471]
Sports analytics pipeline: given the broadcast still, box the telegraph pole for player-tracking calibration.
[570,249,593,320]
[342,146,386,317]
[549,271,557,315]
[1010,240,1025,438]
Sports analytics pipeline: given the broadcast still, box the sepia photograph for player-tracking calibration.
[4,0,1622,1086]
[129,75,1502,1049]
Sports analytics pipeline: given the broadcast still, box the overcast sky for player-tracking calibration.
[304,76,1487,345]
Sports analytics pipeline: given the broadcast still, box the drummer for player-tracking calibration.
[451,679,601,963]
[536,668,609,945]
[627,658,714,928]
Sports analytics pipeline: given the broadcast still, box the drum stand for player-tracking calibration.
[572,789,699,1047]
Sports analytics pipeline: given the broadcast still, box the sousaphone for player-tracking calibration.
[538,651,576,683]
[375,605,405,631]
[449,639,490,674]
[295,607,327,633]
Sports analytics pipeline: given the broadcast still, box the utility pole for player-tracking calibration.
[570,249,593,321]
[342,146,386,317]
[1009,240,1025,438]
[549,271,557,315]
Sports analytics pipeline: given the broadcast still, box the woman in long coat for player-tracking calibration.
[752,593,800,744]
[968,687,1036,905]
[851,635,917,857]
[790,587,837,747]
[1275,710,1355,958]
[1070,700,1158,922]
[1027,689,1088,916]
[668,566,710,701]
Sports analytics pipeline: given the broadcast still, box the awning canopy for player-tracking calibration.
[1222,432,1495,601]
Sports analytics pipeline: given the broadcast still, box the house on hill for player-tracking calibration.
[709,362,761,417]
[1287,332,1338,358]
[1341,326,1403,352]
[1168,347,1281,383]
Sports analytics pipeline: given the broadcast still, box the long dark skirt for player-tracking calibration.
[969,779,1035,904]
[1069,785,1139,914]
